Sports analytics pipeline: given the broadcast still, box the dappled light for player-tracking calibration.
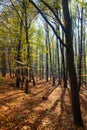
[0,75,87,130]
[0,0,87,129]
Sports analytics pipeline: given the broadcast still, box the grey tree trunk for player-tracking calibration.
[16,19,23,88]
[45,23,49,82]
[1,52,6,77]
[78,7,83,91]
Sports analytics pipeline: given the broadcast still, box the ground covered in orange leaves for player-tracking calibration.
[0,74,87,130]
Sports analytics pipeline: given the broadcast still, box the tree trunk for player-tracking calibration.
[62,0,83,126]
[1,52,6,77]
[60,44,67,88]
[56,33,61,85]
[45,23,49,82]
[78,7,83,91]
[49,43,53,83]
[16,20,22,88]
[60,30,67,88]
[23,0,29,93]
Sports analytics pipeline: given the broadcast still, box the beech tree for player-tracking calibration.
[0,0,87,127]
[29,0,84,126]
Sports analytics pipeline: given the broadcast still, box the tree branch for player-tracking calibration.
[28,12,38,29]
[41,0,65,32]
[9,0,25,28]
[29,0,66,48]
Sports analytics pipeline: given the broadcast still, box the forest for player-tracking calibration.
[0,0,87,130]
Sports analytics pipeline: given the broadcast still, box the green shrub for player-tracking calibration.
[0,77,4,83]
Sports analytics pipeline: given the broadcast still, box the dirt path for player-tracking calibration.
[0,75,87,130]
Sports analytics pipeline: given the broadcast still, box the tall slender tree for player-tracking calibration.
[29,0,84,126]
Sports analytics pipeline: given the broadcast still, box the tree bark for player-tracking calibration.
[1,52,6,77]
[78,7,83,91]
[16,19,23,88]
[45,23,49,82]
[62,0,83,126]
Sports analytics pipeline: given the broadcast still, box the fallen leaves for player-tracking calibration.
[21,126,31,130]
[0,76,87,130]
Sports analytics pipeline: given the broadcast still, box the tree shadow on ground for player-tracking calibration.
[42,87,56,99]
[31,87,47,97]
[27,110,47,130]
[0,84,19,94]
[22,86,56,110]
[0,93,25,107]
[80,96,87,112]
[29,87,67,130]
[1,79,86,130]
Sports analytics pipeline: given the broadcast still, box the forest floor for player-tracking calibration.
[0,74,87,130]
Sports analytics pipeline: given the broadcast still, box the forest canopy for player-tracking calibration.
[0,0,87,128]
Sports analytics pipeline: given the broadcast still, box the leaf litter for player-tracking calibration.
[0,75,87,130]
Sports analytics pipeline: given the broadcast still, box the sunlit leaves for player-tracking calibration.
[43,0,61,9]
[71,0,87,8]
